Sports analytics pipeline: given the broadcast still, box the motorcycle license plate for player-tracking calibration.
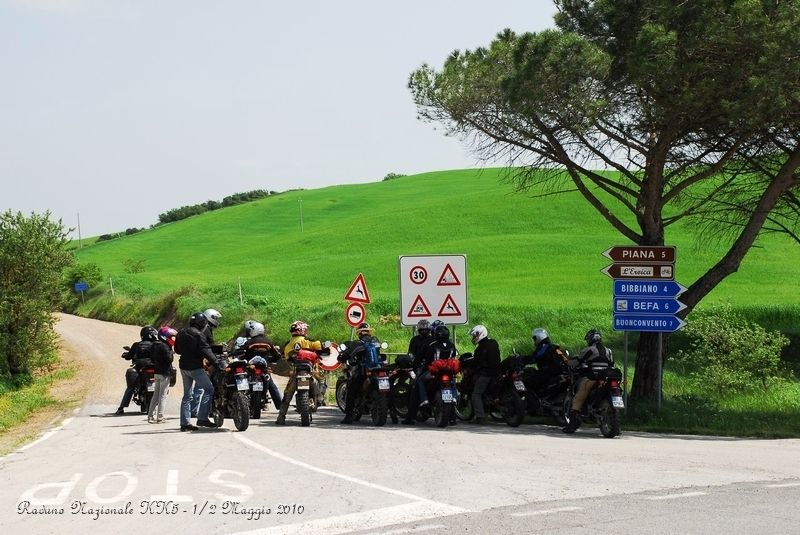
[441,389,454,403]
[251,382,264,392]
[147,383,155,392]
[236,376,249,391]
[377,378,390,391]
[297,376,310,390]
[611,395,624,408]
[514,380,526,392]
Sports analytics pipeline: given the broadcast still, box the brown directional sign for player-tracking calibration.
[602,246,675,263]
[601,263,675,280]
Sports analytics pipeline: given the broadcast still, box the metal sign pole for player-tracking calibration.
[623,330,628,414]
[657,332,663,411]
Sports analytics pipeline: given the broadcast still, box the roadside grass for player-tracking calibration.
[0,366,76,433]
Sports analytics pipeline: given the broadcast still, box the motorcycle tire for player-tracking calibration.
[500,387,525,427]
[454,392,474,421]
[335,381,347,413]
[233,391,250,431]
[370,390,388,427]
[433,391,451,428]
[391,377,412,419]
[297,390,311,427]
[252,390,263,419]
[598,400,621,438]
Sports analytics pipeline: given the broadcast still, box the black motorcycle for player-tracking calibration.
[122,346,155,414]
[388,354,415,422]
[564,362,624,438]
[207,346,250,431]
[415,358,459,428]
[455,354,526,427]
[521,359,571,427]
[334,341,391,426]
[246,356,275,419]
[292,348,325,427]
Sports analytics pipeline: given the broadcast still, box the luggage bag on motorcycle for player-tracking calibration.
[168,366,177,387]
[588,364,622,381]
[395,354,414,369]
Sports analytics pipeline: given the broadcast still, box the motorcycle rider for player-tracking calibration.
[174,312,218,431]
[190,308,222,418]
[563,329,614,434]
[523,328,570,399]
[237,319,283,410]
[402,323,458,425]
[407,319,432,363]
[275,321,324,425]
[115,325,159,415]
[466,324,500,425]
[338,322,385,424]
[147,326,176,423]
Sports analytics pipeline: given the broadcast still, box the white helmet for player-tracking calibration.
[203,308,222,328]
[469,324,488,344]
[532,328,549,346]
[244,320,265,337]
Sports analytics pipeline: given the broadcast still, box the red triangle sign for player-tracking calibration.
[437,264,461,286]
[437,294,462,316]
[407,295,432,317]
[344,273,370,303]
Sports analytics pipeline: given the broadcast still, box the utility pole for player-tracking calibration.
[299,199,304,233]
[77,212,83,249]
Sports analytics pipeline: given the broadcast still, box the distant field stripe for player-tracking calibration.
[645,491,707,500]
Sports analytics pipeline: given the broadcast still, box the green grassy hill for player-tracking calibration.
[71,167,800,353]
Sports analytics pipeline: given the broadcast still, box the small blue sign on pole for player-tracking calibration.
[612,314,686,332]
[613,279,687,298]
[74,282,89,292]
[613,297,686,315]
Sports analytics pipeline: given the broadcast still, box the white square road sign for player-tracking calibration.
[399,255,468,326]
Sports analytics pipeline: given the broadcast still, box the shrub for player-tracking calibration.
[675,305,789,396]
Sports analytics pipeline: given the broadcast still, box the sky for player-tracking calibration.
[0,0,557,238]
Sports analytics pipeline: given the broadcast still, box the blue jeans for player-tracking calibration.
[181,368,213,426]
[268,379,282,409]
[119,386,135,408]
[190,384,204,417]
[415,370,431,405]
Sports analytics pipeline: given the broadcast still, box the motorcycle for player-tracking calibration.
[564,361,624,438]
[122,345,156,414]
[520,356,571,427]
[207,345,250,431]
[334,341,391,426]
[245,356,274,419]
[292,348,325,427]
[388,354,416,422]
[455,354,526,427]
[416,358,460,428]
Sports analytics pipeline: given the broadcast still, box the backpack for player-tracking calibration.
[133,340,155,365]
[174,328,193,356]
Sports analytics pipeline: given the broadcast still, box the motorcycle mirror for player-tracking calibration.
[380,342,388,350]
[339,343,348,352]
[123,345,131,351]
[323,340,332,349]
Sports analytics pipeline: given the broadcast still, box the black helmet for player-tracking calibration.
[434,325,450,340]
[140,325,158,341]
[416,319,431,334]
[585,329,602,345]
[189,312,208,330]
[356,322,373,337]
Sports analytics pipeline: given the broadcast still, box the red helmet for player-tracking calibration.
[158,326,177,347]
[290,321,308,336]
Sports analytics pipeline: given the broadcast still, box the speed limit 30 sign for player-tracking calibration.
[399,255,468,326]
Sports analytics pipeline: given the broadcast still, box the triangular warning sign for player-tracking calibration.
[407,295,432,317]
[344,273,371,303]
[437,264,461,286]
[437,294,462,317]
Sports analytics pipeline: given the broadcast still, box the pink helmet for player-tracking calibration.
[158,326,178,347]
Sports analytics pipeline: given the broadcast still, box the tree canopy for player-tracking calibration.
[409,0,800,402]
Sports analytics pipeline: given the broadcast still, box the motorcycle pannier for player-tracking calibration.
[395,354,413,369]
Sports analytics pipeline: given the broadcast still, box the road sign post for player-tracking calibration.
[399,255,468,326]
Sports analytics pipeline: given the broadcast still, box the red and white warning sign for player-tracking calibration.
[344,273,371,304]
[399,255,467,326]
[345,302,366,327]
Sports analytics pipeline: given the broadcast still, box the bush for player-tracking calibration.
[675,305,789,396]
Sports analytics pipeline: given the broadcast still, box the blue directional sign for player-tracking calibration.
[612,314,686,332]
[613,279,687,298]
[74,282,89,292]
[613,297,686,315]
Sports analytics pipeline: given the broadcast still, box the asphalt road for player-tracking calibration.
[1,314,799,534]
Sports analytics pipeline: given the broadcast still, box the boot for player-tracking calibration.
[341,414,354,425]
[562,410,582,434]
[275,415,286,425]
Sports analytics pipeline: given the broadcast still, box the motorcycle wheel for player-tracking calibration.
[370,390,388,427]
[598,400,621,438]
[433,391,451,428]
[297,390,311,427]
[550,393,568,427]
[391,377,412,419]
[233,391,250,431]
[335,381,347,413]
[455,392,474,421]
[251,390,262,419]
[500,387,526,427]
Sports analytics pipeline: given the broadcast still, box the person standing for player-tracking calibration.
[147,326,176,423]
[467,324,500,424]
[174,312,217,431]
[190,308,222,418]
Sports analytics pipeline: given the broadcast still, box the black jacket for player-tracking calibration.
[473,337,501,375]
[407,334,432,368]
[175,326,216,370]
[151,341,174,375]
[420,338,457,369]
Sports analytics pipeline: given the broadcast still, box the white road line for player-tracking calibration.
[764,482,800,488]
[234,433,466,508]
[511,506,583,517]
[5,413,77,459]
[645,491,707,500]
[372,523,447,535]
[231,502,460,535]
